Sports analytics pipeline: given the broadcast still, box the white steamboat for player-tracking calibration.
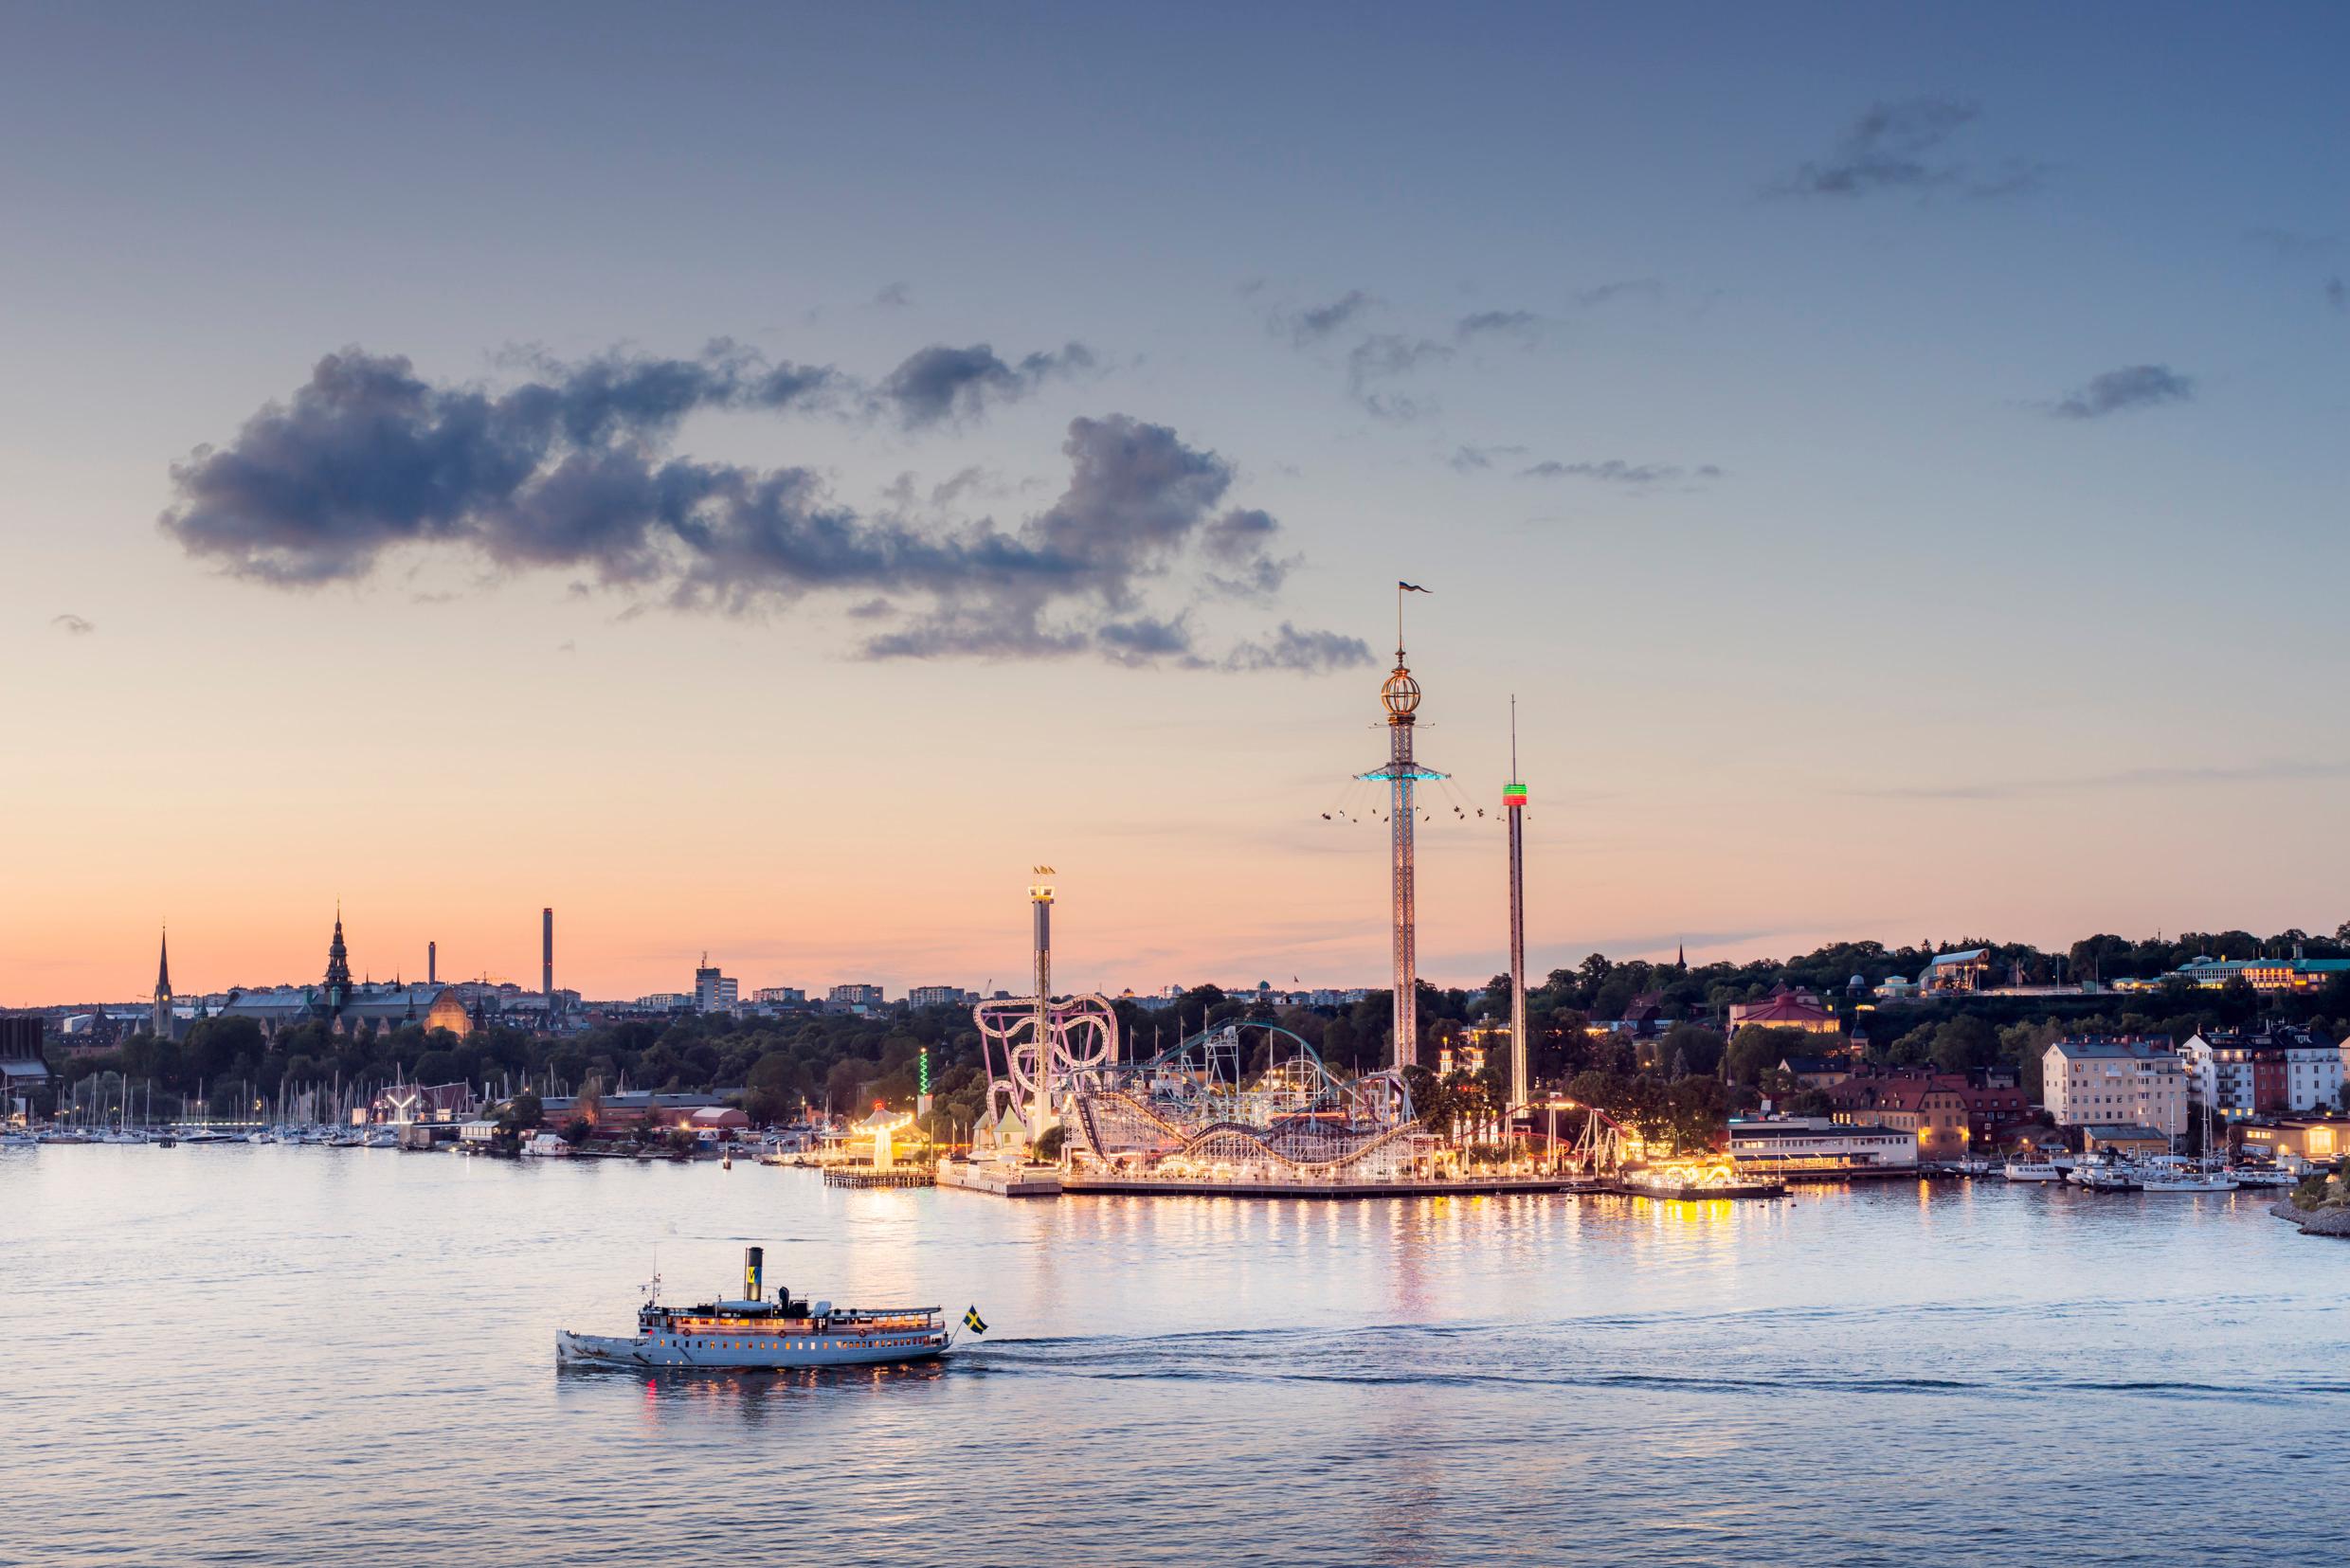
[557,1247,957,1371]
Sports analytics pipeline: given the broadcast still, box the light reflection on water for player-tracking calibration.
[3,1146,2345,1567]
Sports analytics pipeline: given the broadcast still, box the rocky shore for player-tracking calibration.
[2269,1199,2350,1237]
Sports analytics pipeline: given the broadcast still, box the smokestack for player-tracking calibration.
[427,941,437,985]
[744,1246,764,1302]
[542,908,553,1001]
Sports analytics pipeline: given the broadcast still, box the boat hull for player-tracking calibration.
[556,1327,953,1371]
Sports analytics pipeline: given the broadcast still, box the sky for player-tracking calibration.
[3,1,2346,1005]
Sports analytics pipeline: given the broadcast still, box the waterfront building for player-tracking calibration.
[370,1081,475,1125]
[2042,1037,2187,1138]
[3,1017,50,1121]
[2078,1124,2172,1159]
[1726,1116,1916,1177]
[2179,1027,2343,1119]
[1826,1070,2033,1157]
[538,1090,745,1131]
[2232,1116,2350,1166]
[1728,983,1839,1037]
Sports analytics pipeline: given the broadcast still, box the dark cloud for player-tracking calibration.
[1574,278,1663,307]
[872,281,913,309]
[1780,98,2037,200]
[1346,334,1453,421]
[51,612,95,635]
[2244,228,2339,260]
[1455,309,1542,343]
[1224,622,1374,674]
[1519,459,1721,485]
[1275,290,1375,345]
[1448,443,1524,474]
[163,351,1354,671]
[2049,365,2194,420]
[877,341,1094,427]
[1095,614,1200,667]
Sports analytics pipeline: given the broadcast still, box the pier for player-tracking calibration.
[822,1167,935,1189]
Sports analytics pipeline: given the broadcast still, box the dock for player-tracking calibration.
[1056,1173,1610,1199]
[822,1167,935,1189]
[935,1161,1062,1197]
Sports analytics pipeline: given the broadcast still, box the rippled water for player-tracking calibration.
[5,1147,2344,1566]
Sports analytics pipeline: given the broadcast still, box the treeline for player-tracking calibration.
[37,923,2350,1132]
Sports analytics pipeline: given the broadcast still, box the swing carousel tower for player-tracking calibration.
[1359,586,1446,1072]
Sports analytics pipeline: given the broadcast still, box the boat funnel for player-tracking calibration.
[744,1246,765,1301]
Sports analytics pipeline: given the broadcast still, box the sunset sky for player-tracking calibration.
[4,3,2346,1005]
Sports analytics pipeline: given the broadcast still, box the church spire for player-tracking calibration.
[152,927,174,1040]
[156,927,172,999]
[324,906,353,1019]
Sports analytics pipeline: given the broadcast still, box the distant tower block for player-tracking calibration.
[427,940,438,985]
[1505,696,1528,1111]
[542,908,554,1002]
[1358,588,1446,1072]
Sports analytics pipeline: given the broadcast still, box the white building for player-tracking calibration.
[1726,1116,1917,1177]
[752,986,806,1004]
[828,983,886,1006]
[694,965,738,1013]
[2179,1028,2344,1119]
[908,986,972,1009]
[2043,1037,2187,1138]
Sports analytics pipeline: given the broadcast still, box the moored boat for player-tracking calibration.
[557,1247,964,1371]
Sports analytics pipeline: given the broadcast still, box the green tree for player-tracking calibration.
[1929,1016,1998,1075]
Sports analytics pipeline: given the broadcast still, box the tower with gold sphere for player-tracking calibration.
[1358,584,1445,1072]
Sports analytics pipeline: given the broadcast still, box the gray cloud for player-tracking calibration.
[877,341,1094,427]
[1276,290,1376,345]
[1780,98,2038,200]
[162,349,1359,671]
[51,612,95,635]
[1574,278,1663,307]
[872,281,913,309]
[2328,278,2346,314]
[1224,622,1374,674]
[2245,227,2339,260]
[1519,459,1722,485]
[1455,309,1542,343]
[2049,364,2194,420]
[1448,442,1526,474]
[1347,334,1453,421]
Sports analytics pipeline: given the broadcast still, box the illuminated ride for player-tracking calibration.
[557,1246,962,1371]
[1619,1153,1785,1201]
[973,991,1119,1150]
[1066,1021,1435,1184]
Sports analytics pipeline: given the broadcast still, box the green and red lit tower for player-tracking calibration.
[1505,697,1528,1111]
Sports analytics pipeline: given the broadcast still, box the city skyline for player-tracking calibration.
[7,4,2349,1004]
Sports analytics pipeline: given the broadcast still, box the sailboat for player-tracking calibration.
[2140,1097,2237,1193]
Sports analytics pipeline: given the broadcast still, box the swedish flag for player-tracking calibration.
[963,1306,988,1335]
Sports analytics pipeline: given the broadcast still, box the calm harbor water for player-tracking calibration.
[5,1147,2345,1567]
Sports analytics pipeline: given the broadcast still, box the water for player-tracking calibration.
[5,1148,2344,1567]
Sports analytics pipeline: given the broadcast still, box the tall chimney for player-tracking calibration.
[427,940,437,984]
[744,1245,764,1302]
[542,908,554,1001]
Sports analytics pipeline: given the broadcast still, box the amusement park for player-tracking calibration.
[930,588,1781,1204]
